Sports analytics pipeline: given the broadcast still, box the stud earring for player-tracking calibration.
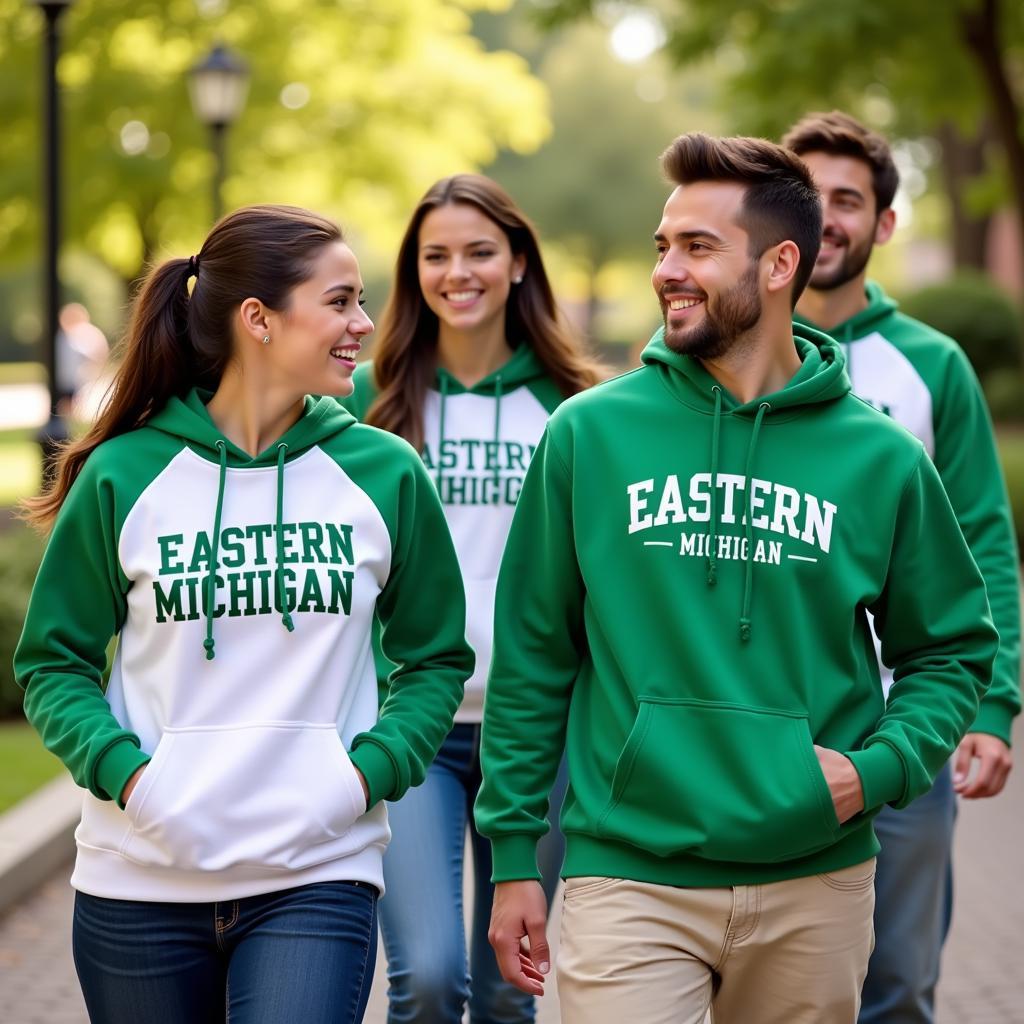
[513,275,523,284]
[262,335,271,345]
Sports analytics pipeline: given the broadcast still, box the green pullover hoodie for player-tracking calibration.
[16,389,473,902]
[796,282,1020,742]
[342,346,564,722]
[475,324,997,888]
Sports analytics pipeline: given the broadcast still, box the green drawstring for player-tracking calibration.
[435,374,449,491]
[492,374,503,491]
[739,402,771,643]
[274,442,295,633]
[706,385,723,587]
[203,440,228,661]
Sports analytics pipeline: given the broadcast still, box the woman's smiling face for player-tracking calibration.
[416,202,525,339]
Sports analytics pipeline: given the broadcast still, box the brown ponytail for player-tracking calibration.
[22,204,343,531]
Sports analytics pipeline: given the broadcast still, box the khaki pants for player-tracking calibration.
[558,860,875,1024]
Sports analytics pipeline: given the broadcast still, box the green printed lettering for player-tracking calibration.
[299,521,327,563]
[505,442,526,471]
[157,534,184,576]
[228,570,260,616]
[327,568,354,615]
[220,526,246,569]
[297,569,326,613]
[153,579,184,622]
[246,523,274,565]
[326,523,354,565]
[188,531,213,573]
[279,522,299,564]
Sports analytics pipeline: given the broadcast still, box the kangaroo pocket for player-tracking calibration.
[121,724,367,872]
[597,698,840,863]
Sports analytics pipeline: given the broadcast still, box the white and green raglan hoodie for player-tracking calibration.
[342,346,564,722]
[15,389,474,902]
[797,282,1021,742]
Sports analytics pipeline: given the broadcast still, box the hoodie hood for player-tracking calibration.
[148,388,357,464]
[640,320,850,415]
[640,321,849,641]
[147,389,357,660]
[793,280,898,345]
[432,343,548,397]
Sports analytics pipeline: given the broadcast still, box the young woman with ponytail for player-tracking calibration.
[16,205,473,1024]
[341,174,604,1024]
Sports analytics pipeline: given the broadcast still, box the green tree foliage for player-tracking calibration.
[0,0,551,280]
[530,0,1024,287]
[531,0,1020,136]
[483,12,722,339]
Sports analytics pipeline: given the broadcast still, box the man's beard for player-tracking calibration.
[809,230,873,291]
[662,264,762,360]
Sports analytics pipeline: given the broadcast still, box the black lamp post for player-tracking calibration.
[187,44,250,224]
[31,0,73,480]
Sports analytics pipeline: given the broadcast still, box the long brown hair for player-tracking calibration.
[365,174,603,451]
[24,204,343,531]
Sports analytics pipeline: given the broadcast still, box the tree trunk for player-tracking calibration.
[936,121,992,271]
[960,0,1024,304]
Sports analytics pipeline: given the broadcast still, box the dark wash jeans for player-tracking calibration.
[73,880,378,1024]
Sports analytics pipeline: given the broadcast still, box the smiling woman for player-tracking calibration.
[15,205,473,1024]
[340,174,605,1024]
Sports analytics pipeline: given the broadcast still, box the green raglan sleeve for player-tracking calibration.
[849,449,998,811]
[474,425,584,882]
[347,452,474,807]
[931,345,1021,742]
[14,459,150,805]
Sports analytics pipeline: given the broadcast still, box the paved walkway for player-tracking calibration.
[1,718,1021,1022]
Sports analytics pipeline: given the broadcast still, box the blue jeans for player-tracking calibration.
[379,723,567,1024]
[73,881,378,1024]
[859,763,956,1024]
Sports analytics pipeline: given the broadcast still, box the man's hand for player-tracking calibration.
[814,745,865,824]
[953,733,1012,799]
[488,880,550,996]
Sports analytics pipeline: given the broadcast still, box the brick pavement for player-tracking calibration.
[1,719,1020,1023]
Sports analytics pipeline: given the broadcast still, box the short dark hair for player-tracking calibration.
[782,110,899,212]
[660,133,823,304]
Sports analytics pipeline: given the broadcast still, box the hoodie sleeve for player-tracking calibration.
[347,453,474,807]
[474,425,584,882]
[848,448,998,811]
[14,457,150,806]
[931,346,1021,743]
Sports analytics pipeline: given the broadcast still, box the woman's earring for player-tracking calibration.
[513,275,523,284]
[262,335,271,345]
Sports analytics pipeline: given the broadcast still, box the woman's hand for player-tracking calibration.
[355,767,369,810]
[120,766,146,807]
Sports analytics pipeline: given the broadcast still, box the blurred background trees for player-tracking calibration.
[1,0,1023,722]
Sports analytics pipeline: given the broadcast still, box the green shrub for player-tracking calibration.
[0,523,45,718]
[996,430,1024,558]
[983,368,1024,425]
[899,272,1023,383]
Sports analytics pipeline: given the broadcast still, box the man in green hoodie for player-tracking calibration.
[474,133,998,1024]
[783,110,1021,1024]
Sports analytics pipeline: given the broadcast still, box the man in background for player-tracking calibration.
[784,109,1021,1024]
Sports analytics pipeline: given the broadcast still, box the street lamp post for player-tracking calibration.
[31,0,74,479]
[187,44,250,224]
